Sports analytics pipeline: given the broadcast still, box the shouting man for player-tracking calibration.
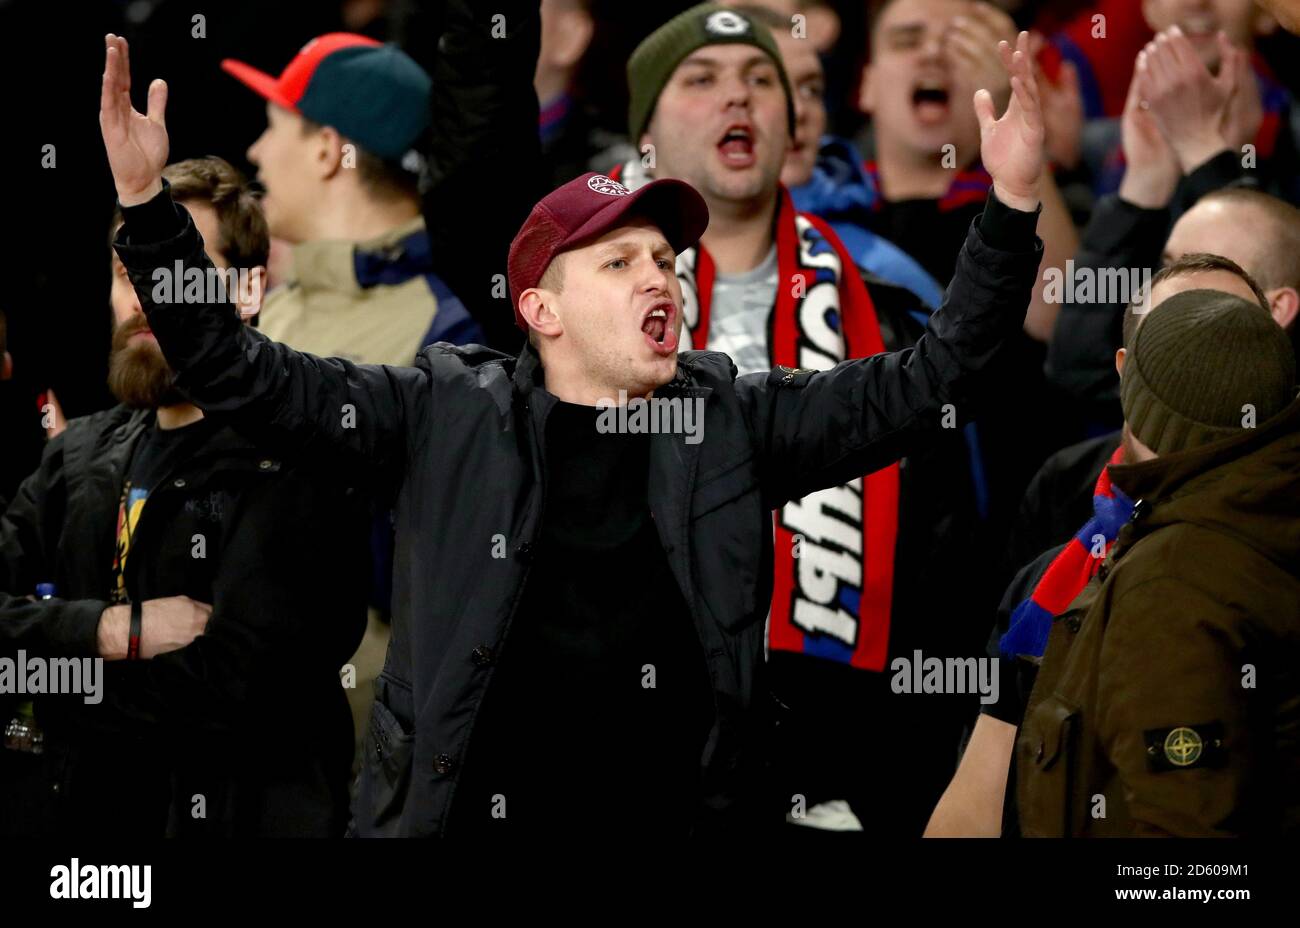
[99,28,1045,837]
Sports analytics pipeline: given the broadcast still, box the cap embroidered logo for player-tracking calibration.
[587,175,631,196]
[704,10,750,36]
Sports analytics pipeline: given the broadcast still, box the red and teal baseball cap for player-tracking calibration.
[221,33,432,165]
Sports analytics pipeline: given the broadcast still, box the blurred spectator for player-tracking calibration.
[744,5,946,307]
[1047,33,1300,426]
[1081,6,1300,202]
[856,0,1083,606]
[856,0,1075,335]
[223,33,481,361]
[0,156,368,837]
[220,32,488,768]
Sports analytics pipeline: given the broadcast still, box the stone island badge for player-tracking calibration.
[1144,722,1225,772]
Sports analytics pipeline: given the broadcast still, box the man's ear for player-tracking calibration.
[314,125,347,180]
[1114,346,1126,377]
[1267,286,1299,331]
[518,288,564,340]
[237,266,266,323]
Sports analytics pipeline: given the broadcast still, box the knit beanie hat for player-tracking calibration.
[627,3,796,143]
[1121,289,1297,456]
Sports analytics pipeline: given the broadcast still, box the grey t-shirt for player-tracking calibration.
[706,245,778,377]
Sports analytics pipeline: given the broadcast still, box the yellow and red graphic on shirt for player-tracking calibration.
[112,485,149,601]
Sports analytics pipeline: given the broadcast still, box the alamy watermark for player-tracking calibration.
[890,649,999,705]
[50,858,150,908]
[595,390,705,445]
[1042,260,1152,309]
[150,261,263,312]
[0,651,102,704]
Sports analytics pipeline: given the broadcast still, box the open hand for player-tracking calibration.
[100,33,169,207]
[1134,26,1236,172]
[1118,51,1181,209]
[975,31,1045,212]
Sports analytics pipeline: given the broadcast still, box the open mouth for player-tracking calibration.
[911,82,951,124]
[640,301,678,355]
[717,124,756,167]
[1180,16,1218,39]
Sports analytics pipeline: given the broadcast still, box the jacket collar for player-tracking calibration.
[285,215,428,296]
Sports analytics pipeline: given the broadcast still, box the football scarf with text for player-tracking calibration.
[684,186,901,671]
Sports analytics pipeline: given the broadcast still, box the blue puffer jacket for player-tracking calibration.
[789,137,945,312]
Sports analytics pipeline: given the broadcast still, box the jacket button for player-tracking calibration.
[471,645,494,666]
[173,478,187,488]
[517,542,534,563]
[1131,498,1150,521]
[1066,616,1081,633]
[259,459,274,470]
[433,753,455,775]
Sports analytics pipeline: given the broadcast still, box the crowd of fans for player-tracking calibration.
[0,0,1297,838]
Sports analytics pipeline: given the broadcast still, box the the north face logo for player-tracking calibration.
[587,175,630,196]
[704,10,750,36]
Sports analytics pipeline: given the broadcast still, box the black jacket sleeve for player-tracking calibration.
[1045,150,1245,405]
[0,435,107,658]
[114,185,429,493]
[63,470,367,737]
[420,0,544,355]
[738,192,1043,508]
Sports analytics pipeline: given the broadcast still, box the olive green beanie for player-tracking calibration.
[627,3,796,144]
[1121,288,1297,456]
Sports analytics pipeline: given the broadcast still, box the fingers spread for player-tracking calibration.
[973,87,996,134]
[147,78,168,126]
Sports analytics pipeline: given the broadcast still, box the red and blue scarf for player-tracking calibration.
[1000,445,1133,660]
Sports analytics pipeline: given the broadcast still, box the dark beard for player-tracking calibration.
[107,317,184,409]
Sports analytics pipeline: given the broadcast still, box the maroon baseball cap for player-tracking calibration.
[507,172,710,329]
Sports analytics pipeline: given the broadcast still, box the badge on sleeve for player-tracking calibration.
[774,365,816,386]
[1143,722,1225,772]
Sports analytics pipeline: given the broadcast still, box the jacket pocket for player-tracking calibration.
[355,684,415,837]
[1019,694,1081,836]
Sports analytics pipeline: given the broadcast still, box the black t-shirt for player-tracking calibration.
[447,400,714,836]
[113,416,216,602]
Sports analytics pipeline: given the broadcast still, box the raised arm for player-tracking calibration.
[420,0,545,354]
[740,32,1044,506]
[100,34,425,490]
